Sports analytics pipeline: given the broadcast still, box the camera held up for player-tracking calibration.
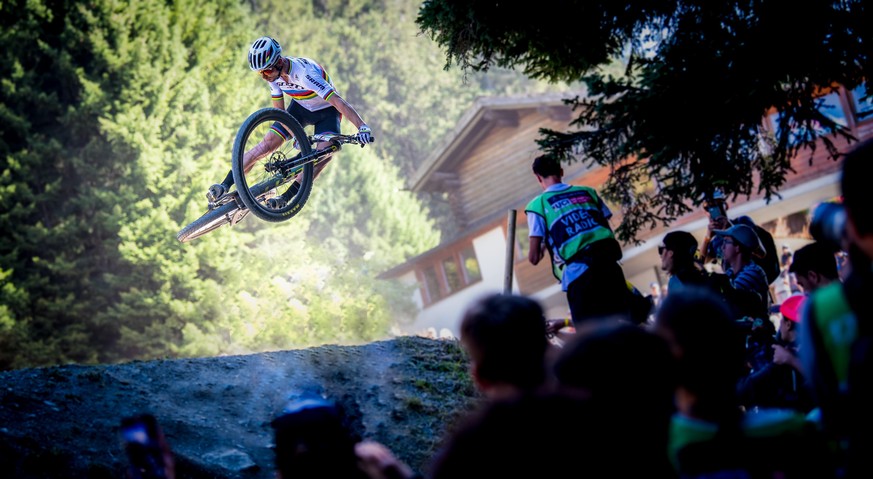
[704,189,728,220]
[810,201,847,252]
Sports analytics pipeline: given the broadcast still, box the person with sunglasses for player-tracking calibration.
[712,224,770,318]
[659,230,708,295]
[206,36,374,208]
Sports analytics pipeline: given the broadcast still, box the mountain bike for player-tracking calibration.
[176,107,369,243]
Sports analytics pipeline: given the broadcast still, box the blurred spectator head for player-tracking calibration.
[460,293,548,398]
[428,390,663,479]
[553,321,677,422]
[779,294,806,324]
[789,242,839,293]
[661,231,699,274]
[271,393,365,479]
[653,286,746,421]
[841,138,873,260]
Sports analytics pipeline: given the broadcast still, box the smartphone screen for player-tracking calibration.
[707,204,724,219]
[122,420,150,445]
[121,415,167,479]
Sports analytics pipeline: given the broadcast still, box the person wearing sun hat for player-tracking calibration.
[710,224,771,321]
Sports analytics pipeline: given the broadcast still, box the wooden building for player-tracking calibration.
[380,86,873,337]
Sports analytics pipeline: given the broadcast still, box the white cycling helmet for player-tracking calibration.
[248,36,282,71]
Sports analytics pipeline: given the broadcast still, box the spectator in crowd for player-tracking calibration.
[525,155,630,325]
[551,321,678,477]
[459,293,550,400]
[789,241,840,294]
[711,223,771,320]
[738,294,814,413]
[271,392,416,479]
[659,230,708,294]
[702,213,780,287]
[774,245,799,304]
[801,137,873,478]
[700,224,777,376]
[653,286,833,479]
[427,390,652,478]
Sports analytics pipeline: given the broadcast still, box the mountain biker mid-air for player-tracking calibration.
[206,36,374,209]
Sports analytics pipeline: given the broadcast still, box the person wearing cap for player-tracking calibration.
[703,214,781,287]
[525,155,630,325]
[711,223,771,320]
[775,295,805,372]
[659,230,708,294]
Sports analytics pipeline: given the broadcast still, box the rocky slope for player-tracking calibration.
[0,336,481,479]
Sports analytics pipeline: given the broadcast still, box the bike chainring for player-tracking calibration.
[263,151,286,174]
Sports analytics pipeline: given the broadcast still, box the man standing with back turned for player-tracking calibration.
[525,155,629,326]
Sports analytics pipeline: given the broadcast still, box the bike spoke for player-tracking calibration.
[239,119,305,207]
[232,108,314,223]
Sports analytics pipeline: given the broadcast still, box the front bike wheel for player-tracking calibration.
[177,201,239,243]
[232,108,313,222]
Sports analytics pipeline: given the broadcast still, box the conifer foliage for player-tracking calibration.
[1,0,490,368]
[417,0,873,242]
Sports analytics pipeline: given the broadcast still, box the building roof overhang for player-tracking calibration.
[409,90,585,193]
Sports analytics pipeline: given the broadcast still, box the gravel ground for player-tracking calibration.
[0,336,482,479]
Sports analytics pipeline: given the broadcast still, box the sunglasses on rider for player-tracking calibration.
[658,245,667,255]
[259,59,281,75]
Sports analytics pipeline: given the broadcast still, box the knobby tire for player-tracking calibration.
[232,108,313,222]
[176,202,237,243]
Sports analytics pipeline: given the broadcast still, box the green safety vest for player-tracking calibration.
[810,282,857,389]
[525,185,615,280]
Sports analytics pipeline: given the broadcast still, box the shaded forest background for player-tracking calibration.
[0,0,562,369]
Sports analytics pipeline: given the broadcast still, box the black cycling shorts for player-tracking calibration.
[271,101,341,140]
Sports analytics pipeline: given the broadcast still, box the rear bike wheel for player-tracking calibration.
[177,200,245,243]
[232,108,313,222]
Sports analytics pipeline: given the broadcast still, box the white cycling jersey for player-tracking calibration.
[269,57,337,112]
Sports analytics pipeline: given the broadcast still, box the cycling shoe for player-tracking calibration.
[206,183,228,203]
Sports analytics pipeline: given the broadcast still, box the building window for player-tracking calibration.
[768,91,848,145]
[416,243,483,306]
[422,266,442,303]
[459,246,482,283]
[443,256,463,293]
[850,83,873,122]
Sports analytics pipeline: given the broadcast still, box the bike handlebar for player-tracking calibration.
[308,133,375,145]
